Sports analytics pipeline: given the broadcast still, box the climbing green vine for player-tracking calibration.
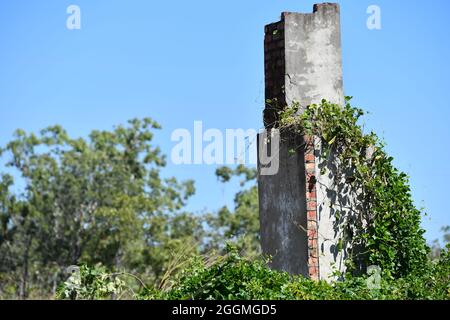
[279,97,429,278]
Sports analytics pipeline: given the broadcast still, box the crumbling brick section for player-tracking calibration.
[305,135,319,280]
[264,19,285,129]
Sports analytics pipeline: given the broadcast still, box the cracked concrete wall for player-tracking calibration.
[259,3,347,280]
[284,5,344,110]
[315,139,356,281]
[258,134,309,276]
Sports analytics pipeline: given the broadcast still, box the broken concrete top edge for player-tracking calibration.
[279,3,340,21]
[264,3,340,33]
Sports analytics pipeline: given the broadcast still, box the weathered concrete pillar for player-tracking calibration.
[258,3,345,281]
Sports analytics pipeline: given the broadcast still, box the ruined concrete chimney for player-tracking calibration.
[258,3,345,281]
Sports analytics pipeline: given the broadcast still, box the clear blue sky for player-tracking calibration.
[1,0,449,242]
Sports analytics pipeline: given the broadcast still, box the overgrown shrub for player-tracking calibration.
[57,265,125,300]
[59,245,450,300]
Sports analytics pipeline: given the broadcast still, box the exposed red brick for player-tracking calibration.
[307,210,317,220]
[305,153,315,162]
[309,266,319,280]
[303,131,320,280]
[306,191,317,199]
[307,201,317,211]
[307,220,317,230]
[309,239,318,249]
[264,20,286,127]
[307,229,317,238]
[308,256,318,264]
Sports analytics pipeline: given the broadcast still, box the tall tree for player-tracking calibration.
[0,118,199,298]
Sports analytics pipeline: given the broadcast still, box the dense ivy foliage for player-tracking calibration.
[279,98,429,278]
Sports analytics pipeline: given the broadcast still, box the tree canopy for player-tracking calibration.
[0,118,199,298]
